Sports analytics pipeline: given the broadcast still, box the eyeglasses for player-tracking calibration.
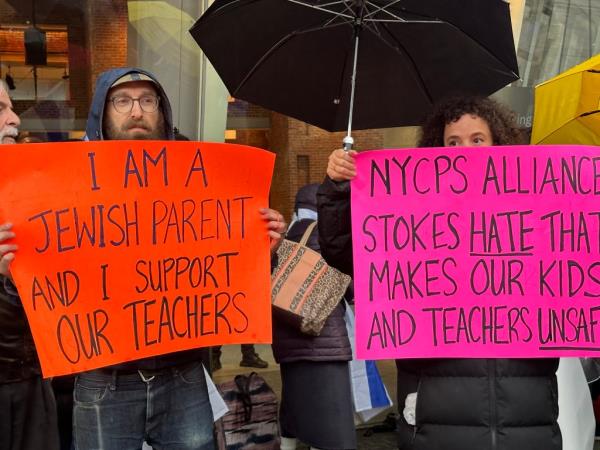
[109,95,160,113]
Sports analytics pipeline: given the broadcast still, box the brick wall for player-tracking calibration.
[228,99,270,119]
[226,111,385,221]
[68,19,91,119]
[269,112,384,221]
[87,0,127,88]
[0,29,68,54]
[0,0,92,122]
[226,128,270,150]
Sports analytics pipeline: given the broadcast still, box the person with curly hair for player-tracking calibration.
[418,96,526,148]
[317,96,561,450]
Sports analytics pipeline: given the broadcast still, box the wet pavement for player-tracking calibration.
[211,344,600,449]
[212,344,398,449]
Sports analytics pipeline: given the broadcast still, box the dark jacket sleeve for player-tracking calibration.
[0,275,20,307]
[316,176,353,276]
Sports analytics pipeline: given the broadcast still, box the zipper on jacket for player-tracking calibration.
[410,379,422,445]
[489,359,497,450]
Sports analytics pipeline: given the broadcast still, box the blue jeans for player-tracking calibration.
[73,361,214,450]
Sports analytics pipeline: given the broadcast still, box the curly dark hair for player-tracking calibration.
[417,96,525,148]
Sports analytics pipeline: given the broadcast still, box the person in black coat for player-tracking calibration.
[0,80,60,450]
[317,96,561,450]
[273,183,357,450]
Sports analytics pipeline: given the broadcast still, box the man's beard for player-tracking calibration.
[104,117,167,140]
[0,126,18,144]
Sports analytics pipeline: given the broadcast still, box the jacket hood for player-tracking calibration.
[294,183,320,212]
[85,67,174,141]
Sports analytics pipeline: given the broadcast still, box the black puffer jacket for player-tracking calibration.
[317,176,561,450]
[0,275,41,383]
[272,218,352,364]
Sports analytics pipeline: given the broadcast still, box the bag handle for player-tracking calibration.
[299,221,317,247]
[234,372,258,422]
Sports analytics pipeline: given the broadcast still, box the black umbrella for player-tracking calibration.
[190,0,519,148]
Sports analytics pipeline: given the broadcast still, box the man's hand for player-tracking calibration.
[260,208,287,254]
[0,223,17,278]
[327,148,357,182]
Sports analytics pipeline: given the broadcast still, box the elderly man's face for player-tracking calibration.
[103,80,166,140]
[0,88,20,144]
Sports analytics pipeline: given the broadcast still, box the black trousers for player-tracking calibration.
[52,376,75,450]
[0,377,60,450]
[212,344,256,359]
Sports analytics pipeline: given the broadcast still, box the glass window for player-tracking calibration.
[494,0,600,131]
[0,0,227,142]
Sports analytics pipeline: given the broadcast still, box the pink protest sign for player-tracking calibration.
[351,145,600,359]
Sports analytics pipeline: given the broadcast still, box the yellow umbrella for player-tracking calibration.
[127,1,199,55]
[531,53,600,145]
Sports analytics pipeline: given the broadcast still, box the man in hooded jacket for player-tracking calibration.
[73,67,287,450]
[73,68,213,450]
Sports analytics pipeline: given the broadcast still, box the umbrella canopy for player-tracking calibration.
[190,0,519,133]
[531,53,600,145]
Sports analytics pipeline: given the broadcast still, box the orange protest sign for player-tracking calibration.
[0,140,275,377]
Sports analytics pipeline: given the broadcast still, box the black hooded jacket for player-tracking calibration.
[317,176,561,450]
[85,67,174,141]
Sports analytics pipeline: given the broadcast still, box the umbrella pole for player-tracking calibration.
[343,31,360,151]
